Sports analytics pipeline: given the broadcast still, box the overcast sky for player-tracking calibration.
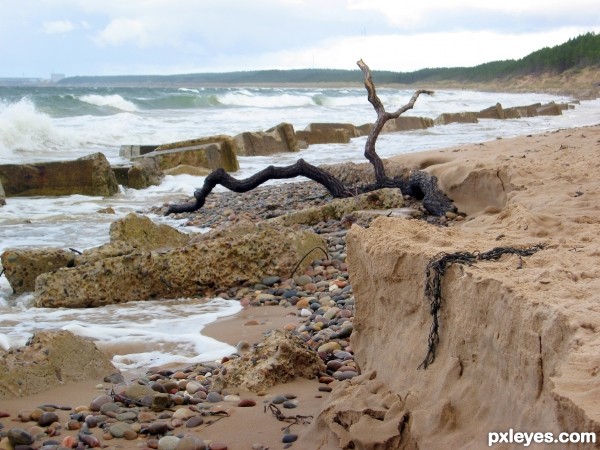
[1,0,598,78]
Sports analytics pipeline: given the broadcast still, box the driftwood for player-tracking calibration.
[166,60,455,217]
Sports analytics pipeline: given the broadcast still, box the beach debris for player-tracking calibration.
[165,61,455,218]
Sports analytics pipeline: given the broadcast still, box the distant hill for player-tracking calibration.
[58,32,599,89]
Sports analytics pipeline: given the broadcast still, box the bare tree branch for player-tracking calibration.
[357,59,433,184]
[165,61,454,217]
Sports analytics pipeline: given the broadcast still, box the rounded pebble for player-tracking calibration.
[185,416,204,428]
[37,411,59,426]
[7,428,35,446]
[206,392,222,403]
[238,399,256,407]
[282,434,298,443]
[158,435,181,450]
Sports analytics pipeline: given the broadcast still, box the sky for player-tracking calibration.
[1,0,599,78]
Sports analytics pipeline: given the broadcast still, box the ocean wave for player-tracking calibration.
[217,91,317,108]
[0,98,77,160]
[79,94,139,112]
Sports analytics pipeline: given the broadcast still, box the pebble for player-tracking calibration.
[282,434,298,443]
[37,411,59,426]
[175,436,206,450]
[147,422,171,436]
[109,422,131,438]
[172,408,195,420]
[89,395,113,412]
[238,399,256,407]
[185,416,204,428]
[206,392,223,403]
[123,429,138,440]
[209,443,228,450]
[115,411,138,421]
[7,428,34,446]
[270,395,287,405]
[158,435,181,450]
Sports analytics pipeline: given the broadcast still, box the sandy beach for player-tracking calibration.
[3,122,600,449]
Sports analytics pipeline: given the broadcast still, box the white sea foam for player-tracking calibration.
[79,94,139,112]
[217,90,317,108]
[0,297,241,372]
[0,98,78,161]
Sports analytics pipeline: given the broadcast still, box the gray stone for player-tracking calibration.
[234,122,299,156]
[206,391,222,403]
[0,152,118,197]
[7,428,34,446]
[109,422,131,438]
[144,135,239,172]
[433,112,478,125]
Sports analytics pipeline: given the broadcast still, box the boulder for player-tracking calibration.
[382,116,434,132]
[75,213,190,266]
[211,329,325,393]
[356,123,373,136]
[141,135,239,172]
[0,248,75,294]
[296,128,352,145]
[0,152,119,197]
[75,241,135,266]
[476,103,505,120]
[108,213,190,250]
[234,122,299,156]
[119,144,159,158]
[0,330,117,398]
[126,157,165,189]
[296,122,358,145]
[536,102,563,116]
[433,112,478,125]
[34,222,325,307]
[304,122,360,137]
[163,165,212,176]
[504,103,541,119]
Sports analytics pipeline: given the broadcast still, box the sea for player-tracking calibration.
[1,85,599,373]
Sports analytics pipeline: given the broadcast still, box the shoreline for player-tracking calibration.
[2,122,600,449]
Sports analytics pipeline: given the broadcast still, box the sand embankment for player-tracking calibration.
[307,125,600,448]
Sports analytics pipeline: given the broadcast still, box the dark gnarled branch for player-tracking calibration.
[166,61,454,217]
[357,59,433,185]
[166,159,351,215]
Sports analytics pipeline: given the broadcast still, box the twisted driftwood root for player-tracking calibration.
[165,61,455,217]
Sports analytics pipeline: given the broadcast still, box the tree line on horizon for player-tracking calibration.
[59,32,599,86]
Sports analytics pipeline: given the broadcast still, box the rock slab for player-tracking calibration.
[0,330,117,398]
[0,152,118,197]
[34,222,325,307]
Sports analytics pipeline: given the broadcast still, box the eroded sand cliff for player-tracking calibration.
[308,125,600,449]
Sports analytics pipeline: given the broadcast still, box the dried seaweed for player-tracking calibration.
[264,403,313,427]
[418,244,545,370]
